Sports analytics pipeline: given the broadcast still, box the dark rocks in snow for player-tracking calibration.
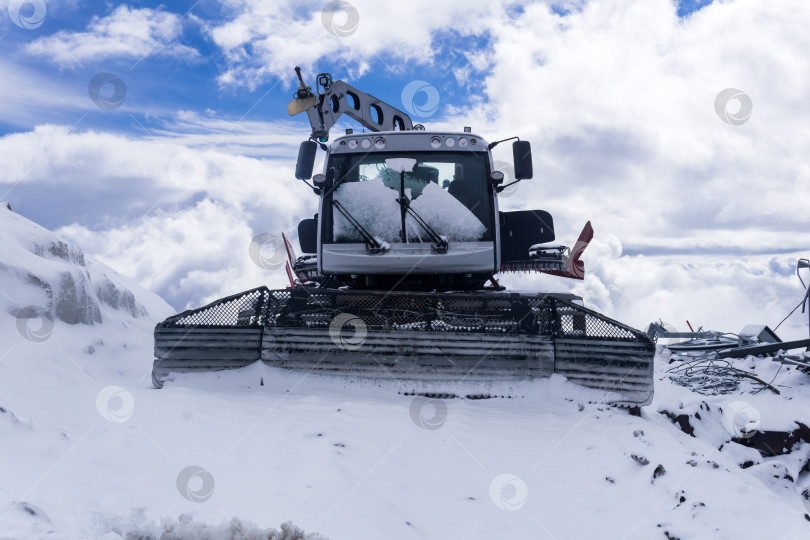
[605,476,615,484]
[659,410,695,437]
[631,454,650,466]
[732,422,810,458]
[652,464,667,482]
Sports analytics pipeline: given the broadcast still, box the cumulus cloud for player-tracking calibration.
[500,239,810,342]
[466,0,810,253]
[58,200,291,310]
[0,120,313,225]
[206,0,498,88]
[25,5,199,67]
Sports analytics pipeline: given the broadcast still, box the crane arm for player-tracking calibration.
[288,69,414,141]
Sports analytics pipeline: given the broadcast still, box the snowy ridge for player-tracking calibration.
[0,208,159,326]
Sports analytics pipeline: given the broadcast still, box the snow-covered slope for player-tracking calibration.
[1,206,810,539]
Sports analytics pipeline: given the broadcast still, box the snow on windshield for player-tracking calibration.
[333,172,487,243]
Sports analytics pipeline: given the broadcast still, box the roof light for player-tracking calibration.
[348,139,358,149]
[374,137,386,149]
[458,137,468,148]
[445,137,456,148]
[346,128,353,135]
[464,126,472,133]
[361,139,371,149]
[430,136,441,149]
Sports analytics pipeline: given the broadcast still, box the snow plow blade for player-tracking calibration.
[153,287,655,406]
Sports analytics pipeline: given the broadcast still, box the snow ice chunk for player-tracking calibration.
[384,157,416,172]
[333,177,486,243]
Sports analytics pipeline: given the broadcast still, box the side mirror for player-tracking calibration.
[512,140,533,180]
[295,140,317,180]
[297,218,318,254]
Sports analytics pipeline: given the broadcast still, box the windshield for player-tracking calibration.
[325,151,493,243]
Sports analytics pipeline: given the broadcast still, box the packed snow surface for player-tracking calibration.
[2,207,810,539]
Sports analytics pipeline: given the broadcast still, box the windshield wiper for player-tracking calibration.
[395,170,448,253]
[396,197,448,253]
[331,199,386,254]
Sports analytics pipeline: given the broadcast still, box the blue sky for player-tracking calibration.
[1,0,809,339]
[0,0,712,141]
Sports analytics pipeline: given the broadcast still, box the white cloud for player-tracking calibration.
[500,238,810,342]
[0,121,317,266]
[207,0,499,89]
[461,0,810,251]
[57,200,290,310]
[25,5,198,66]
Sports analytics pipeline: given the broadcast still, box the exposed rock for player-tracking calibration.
[631,454,650,466]
[55,271,101,325]
[95,277,147,318]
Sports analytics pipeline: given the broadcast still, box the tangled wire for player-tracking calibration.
[665,354,781,396]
